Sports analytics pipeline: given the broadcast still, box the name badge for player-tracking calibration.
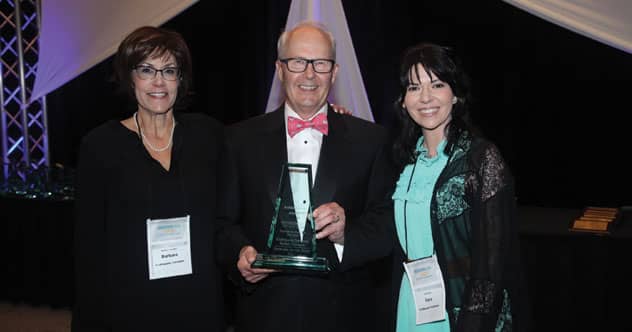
[146,215,192,280]
[403,254,447,325]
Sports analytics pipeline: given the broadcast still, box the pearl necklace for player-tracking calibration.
[134,112,176,152]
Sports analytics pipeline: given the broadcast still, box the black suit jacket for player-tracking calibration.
[217,106,396,332]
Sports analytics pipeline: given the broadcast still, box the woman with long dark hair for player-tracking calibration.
[390,42,527,332]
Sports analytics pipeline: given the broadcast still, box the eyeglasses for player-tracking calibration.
[134,65,180,81]
[279,58,335,73]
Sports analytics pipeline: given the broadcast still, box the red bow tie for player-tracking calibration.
[287,113,329,137]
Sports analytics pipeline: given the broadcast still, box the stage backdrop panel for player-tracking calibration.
[504,0,632,54]
[30,0,198,103]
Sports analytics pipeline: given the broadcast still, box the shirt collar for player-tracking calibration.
[416,136,448,163]
[284,103,328,121]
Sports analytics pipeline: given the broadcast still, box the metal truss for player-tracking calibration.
[0,0,47,182]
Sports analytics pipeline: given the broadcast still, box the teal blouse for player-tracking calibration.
[392,137,450,332]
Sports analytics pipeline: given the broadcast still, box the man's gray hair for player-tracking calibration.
[277,20,336,59]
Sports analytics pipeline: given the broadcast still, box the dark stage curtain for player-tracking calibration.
[46,1,632,209]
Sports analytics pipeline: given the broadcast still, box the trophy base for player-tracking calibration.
[252,254,330,273]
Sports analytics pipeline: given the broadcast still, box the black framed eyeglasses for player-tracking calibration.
[134,65,180,81]
[279,58,335,73]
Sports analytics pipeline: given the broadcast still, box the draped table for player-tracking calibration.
[1,195,74,308]
[518,205,632,331]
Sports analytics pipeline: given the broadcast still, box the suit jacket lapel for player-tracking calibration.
[258,108,288,205]
[313,108,346,207]
[313,109,348,270]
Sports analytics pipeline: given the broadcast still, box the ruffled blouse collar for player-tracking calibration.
[416,136,447,166]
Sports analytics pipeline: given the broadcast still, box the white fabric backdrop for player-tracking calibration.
[504,0,632,54]
[30,0,198,103]
[31,0,631,106]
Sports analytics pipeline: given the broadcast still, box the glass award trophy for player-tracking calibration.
[252,163,330,273]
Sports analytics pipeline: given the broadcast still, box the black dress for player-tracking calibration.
[72,113,224,332]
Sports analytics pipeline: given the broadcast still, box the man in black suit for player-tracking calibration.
[217,20,395,332]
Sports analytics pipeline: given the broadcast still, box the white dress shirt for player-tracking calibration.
[284,104,344,261]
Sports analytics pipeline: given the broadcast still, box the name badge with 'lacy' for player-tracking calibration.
[403,254,447,325]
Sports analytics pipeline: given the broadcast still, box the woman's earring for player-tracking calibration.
[452,96,458,104]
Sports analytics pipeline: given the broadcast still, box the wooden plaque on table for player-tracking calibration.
[571,219,610,232]
[569,207,619,234]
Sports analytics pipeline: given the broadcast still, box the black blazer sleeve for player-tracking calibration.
[456,143,517,331]
[338,126,397,271]
[214,129,252,287]
[72,134,109,332]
